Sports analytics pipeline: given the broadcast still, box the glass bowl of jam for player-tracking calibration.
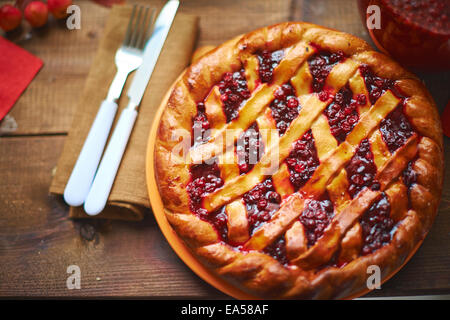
[358,0,450,70]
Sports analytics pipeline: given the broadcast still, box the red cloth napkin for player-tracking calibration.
[0,36,43,121]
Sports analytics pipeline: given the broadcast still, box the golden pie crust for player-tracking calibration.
[153,22,443,299]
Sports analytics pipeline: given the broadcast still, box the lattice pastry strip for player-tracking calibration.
[223,107,279,242]
[188,41,315,165]
[243,55,260,92]
[328,70,372,263]
[335,71,410,262]
[226,199,250,243]
[203,56,362,211]
[245,90,402,252]
[291,134,418,269]
[204,86,227,130]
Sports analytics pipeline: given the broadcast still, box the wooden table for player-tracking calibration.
[0,0,449,298]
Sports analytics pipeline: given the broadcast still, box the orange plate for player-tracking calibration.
[145,75,427,300]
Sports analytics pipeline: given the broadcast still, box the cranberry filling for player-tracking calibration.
[386,0,450,35]
[380,106,414,153]
[257,49,284,83]
[308,49,346,93]
[218,69,251,123]
[360,193,394,255]
[236,123,264,174]
[360,64,395,105]
[187,161,224,215]
[346,139,379,198]
[269,83,301,135]
[187,162,228,241]
[263,236,289,265]
[285,130,320,190]
[205,207,229,242]
[243,178,281,234]
[324,85,360,143]
[299,195,334,246]
[192,102,211,146]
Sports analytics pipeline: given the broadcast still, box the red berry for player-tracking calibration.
[24,1,48,28]
[281,84,293,95]
[267,191,281,203]
[294,163,305,173]
[286,158,297,168]
[274,87,285,100]
[344,106,353,115]
[47,0,72,19]
[357,94,367,106]
[239,163,249,173]
[287,97,298,109]
[201,121,209,130]
[223,72,232,83]
[318,90,329,101]
[0,4,22,32]
[220,93,228,102]
[257,198,268,210]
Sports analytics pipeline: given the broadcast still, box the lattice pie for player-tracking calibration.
[154,23,443,299]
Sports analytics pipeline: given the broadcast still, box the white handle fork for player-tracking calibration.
[63,99,118,206]
[83,107,138,215]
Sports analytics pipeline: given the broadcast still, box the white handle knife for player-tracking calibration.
[84,0,180,215]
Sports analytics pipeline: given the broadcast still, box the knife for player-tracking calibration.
[84,0,180,215]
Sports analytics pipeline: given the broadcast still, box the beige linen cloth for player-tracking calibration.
[50,5,198,220]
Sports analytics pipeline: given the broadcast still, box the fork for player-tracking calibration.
[64,5,156,207]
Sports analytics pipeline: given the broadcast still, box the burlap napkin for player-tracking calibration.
[49,5,198,220]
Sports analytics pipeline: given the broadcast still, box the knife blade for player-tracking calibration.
[127,0,180,109]
[83,0,180,216]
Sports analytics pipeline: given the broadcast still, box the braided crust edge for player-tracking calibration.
[154,22,443,299]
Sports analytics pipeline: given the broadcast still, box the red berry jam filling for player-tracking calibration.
[187,162,229,241]
[270,82,301,135]
[346,139,379,198]
[218,69,251,123]
[308,49,346,93]
[360,193,394,255]
[243,178,281,234]
[236,123,264,174]
[204,207,229,242]
[360,64,395,105]
[386,0,450,35]
[192,102,211,146]
[324,85,360,143]
[299,195,334,246]
[380,106,414,153]
[257,49,284,83]
[263,236,289,265]
[285,130,320,190]
[187,161,224,215]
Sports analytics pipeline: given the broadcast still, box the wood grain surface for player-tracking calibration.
[0,0,449,298]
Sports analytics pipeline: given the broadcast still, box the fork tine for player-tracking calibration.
[129,5,144,48]
[136,7,150,49]
[123,4,137,47]
[142,8,157,47]
[138,8,156,49]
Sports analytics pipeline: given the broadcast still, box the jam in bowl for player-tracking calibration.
[358,0,450,70]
